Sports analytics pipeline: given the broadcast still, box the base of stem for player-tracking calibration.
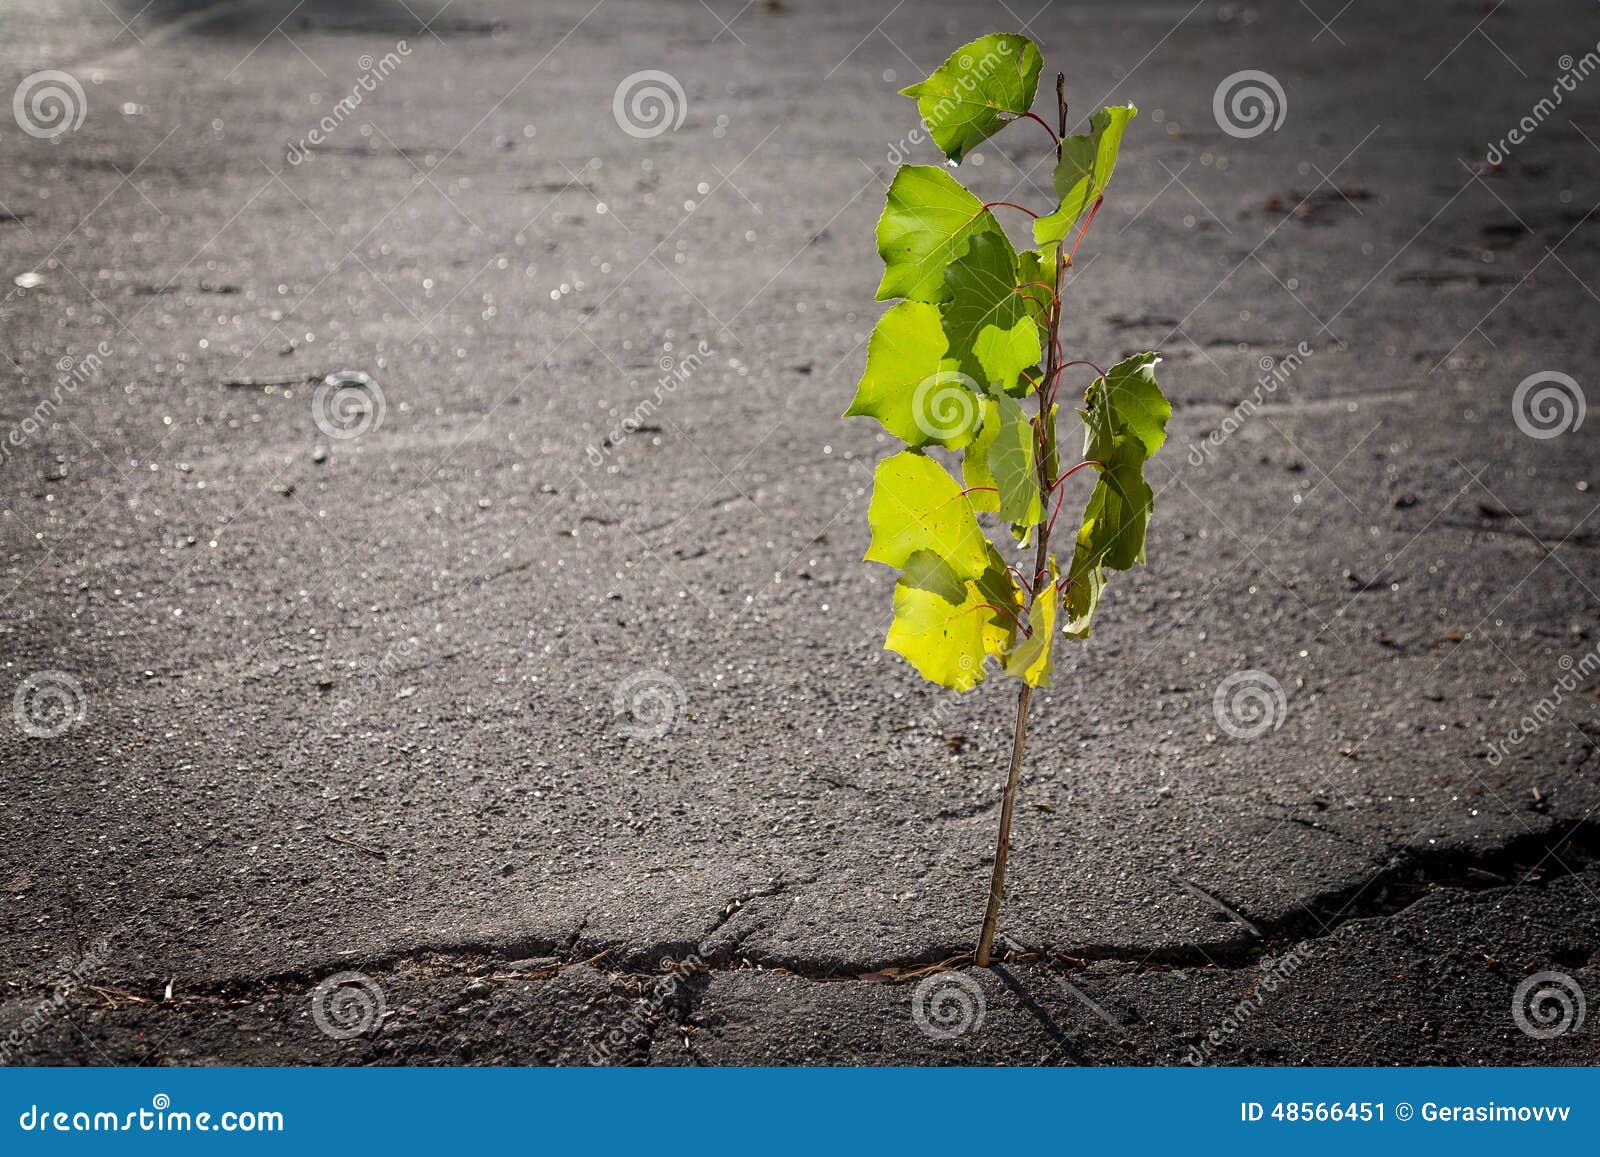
[975,682,1033,967]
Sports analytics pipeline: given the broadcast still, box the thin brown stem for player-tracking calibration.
[976,683,1031,966]
[977,75,1070,968]
[1056,74,1068,148]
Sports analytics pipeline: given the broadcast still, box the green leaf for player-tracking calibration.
[1089,436,1154,570]
[899,34,1045,164]
[896,548,969,603]
[1064,429,1154,626]
[1060,443,1148,642]
[886,547,1020,690]
[864,450,989,580]
[876,165,1003,303]
[975,326,1044,398]
[1034,104,1137,246]
[1004,557,1058,685]
[844,302,982,448]
[940,232,1040,395]
[963,397,1002,513]
[988,394,1042,528]
[1082,351,1169,461]
[856,39,1162,685]
[1062,354,1170,638]
[1061,551,1104,640]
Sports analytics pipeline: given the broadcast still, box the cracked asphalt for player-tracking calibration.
[2,0,1599,1065]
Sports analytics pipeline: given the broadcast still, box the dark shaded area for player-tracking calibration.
[110,0,496,38]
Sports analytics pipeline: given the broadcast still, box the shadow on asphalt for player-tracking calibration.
[111,0,487,38]
[992,964,1084,1064]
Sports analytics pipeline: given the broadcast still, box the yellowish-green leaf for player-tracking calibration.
[899,34,1045,163]
[864,450,989,580]
[844,303,981,448]
[1034,104,1137,246]
[856,45,1165,686]
[886,548,1020,690]
[963,397,1002,513]
[876,165,1003,303]
[1004,557,1059,685]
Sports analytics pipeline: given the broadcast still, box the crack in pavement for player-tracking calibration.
[22,819,1599,1013]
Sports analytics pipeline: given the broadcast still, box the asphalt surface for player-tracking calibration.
[2,0,1599,1065]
